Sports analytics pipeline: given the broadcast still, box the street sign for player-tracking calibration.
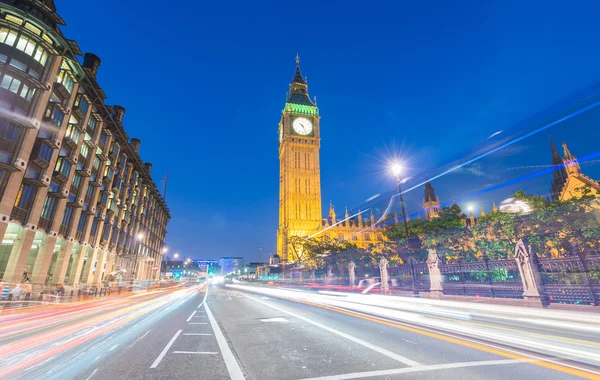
[152,266,159,271]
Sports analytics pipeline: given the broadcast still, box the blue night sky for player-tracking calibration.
[56,0,600,262]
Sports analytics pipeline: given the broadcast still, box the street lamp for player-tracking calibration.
[391,162,418,297]
[131,232,145,283]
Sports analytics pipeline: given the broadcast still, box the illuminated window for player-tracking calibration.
[24,22,41,35]
[56,69,75,94]
[19,83,35,101]
[0,28,18,46]
[365,234,371,241]
[1,74,21,94]
[5,15,23,25]
[80,143,89,158]
[9,58,26,72]
[40,196,57,219]
[16,34,36,56]
[42,34,53,45]
[294,178,300,193]
[306,204,311,219]
[305,179,310,194]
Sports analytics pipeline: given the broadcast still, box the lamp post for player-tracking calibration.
[131,232,145,284]
[391,163,418,297]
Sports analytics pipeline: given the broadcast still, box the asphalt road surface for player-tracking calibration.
[1,282,599,380]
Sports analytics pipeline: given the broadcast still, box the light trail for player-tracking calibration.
[373,98,600,224]
[0,284,200,377]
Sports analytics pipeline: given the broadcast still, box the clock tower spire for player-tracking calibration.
[277,56,322,262]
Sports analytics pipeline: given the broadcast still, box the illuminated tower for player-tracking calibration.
[277,56,322,262]
[423,176,440,220]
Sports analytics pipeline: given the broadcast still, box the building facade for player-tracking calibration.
[276,57,385,262]
[218,257,244,275]
[0,0,170,287]
[550,139,600,201]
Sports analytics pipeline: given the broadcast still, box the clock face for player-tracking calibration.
[292,117,313,135]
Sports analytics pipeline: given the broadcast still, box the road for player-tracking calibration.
[0,282,599,379]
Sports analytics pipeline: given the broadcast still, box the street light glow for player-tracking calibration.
[391,163,402,177]
[136,233,144,240]
[162,247,168,253]
[174,253,180,259]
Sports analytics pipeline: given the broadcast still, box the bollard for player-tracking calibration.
[70,290,74,297]
[118,287,121,295]
[77,289,81,298]
[94,288,98,297]
[38,293,43,301]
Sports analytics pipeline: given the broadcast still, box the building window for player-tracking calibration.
[305,179,310,194]
[0,27,18,46]
[46,105,65,126]
[56,69,75,94]
[1,74,21,94]
[9,58,26,72]
[55,157,72,177]
[294,178,300,193]
[88,117,97,132]
[62,205,74,227]
[365,234,371,241]
[80,143,89,158]
[14,183,36,211]
[16,34,36,56]
[19,83,35,101]
[5,15,23,25]
[76,213,87,232]
[72,174,82,189]
[304,153,311,169]
[295,203,300,219]
[24,22,41,35]
[75,95,89,115]
[40,196,57,219]
[294,152,300,168]
[306,204,312,219]
[38,141,53,163]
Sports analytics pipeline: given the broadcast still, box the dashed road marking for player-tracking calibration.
[150,329,182,368]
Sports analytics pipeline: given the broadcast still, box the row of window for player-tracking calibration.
[0,27,48,66]
[293,178,312,193]
[292,151,312,169]
[0,73,36,101]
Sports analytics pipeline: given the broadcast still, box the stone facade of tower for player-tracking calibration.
[550,139,600,201]
[423,178,440,220]
[277,58,385,262]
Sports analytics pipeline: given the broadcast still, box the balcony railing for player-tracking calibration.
[58,224,69,236]
[38,217,51,230]
[10,206,28,223]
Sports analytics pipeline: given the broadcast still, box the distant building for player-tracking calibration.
[550,139,600,201]
[219,257,244,275]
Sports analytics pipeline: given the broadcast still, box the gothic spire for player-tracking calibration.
[492,201,498,212]
[424,175,437,203]
[292,54,307,85]
[287,55,314,106]
[562,142,575,161]
[550,137,562,165]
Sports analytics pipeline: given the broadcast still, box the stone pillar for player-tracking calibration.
[3,225,36,282]
[348,260,356,288]
[66,243,86,286]
[55,240,74,285]
[379,257,389,291]
[92,249,108,284]
[83,247,100,285]
[104,253,116,278]
[514,239,545,303]
[426,249,443,298]
[30,234,57,284]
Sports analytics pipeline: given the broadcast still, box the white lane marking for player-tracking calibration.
[173,351,218,354]
[188,322,208,325]
[141,330,151,340]
[183,333,212,336]
[204,289,245,380]
[186,310,197,322]
[108,344,118,351]
[260,318,289,323]
[198,302,204,308]
[297,359,524,380]
[245,294,421,367]
[402,339,416,345]
[150,329,182,368]
[85,368,98,380]
[194,315,207,317]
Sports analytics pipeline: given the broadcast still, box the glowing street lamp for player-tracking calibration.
[390,162,418,297]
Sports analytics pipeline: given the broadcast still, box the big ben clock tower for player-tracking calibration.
[277,56,322,262]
